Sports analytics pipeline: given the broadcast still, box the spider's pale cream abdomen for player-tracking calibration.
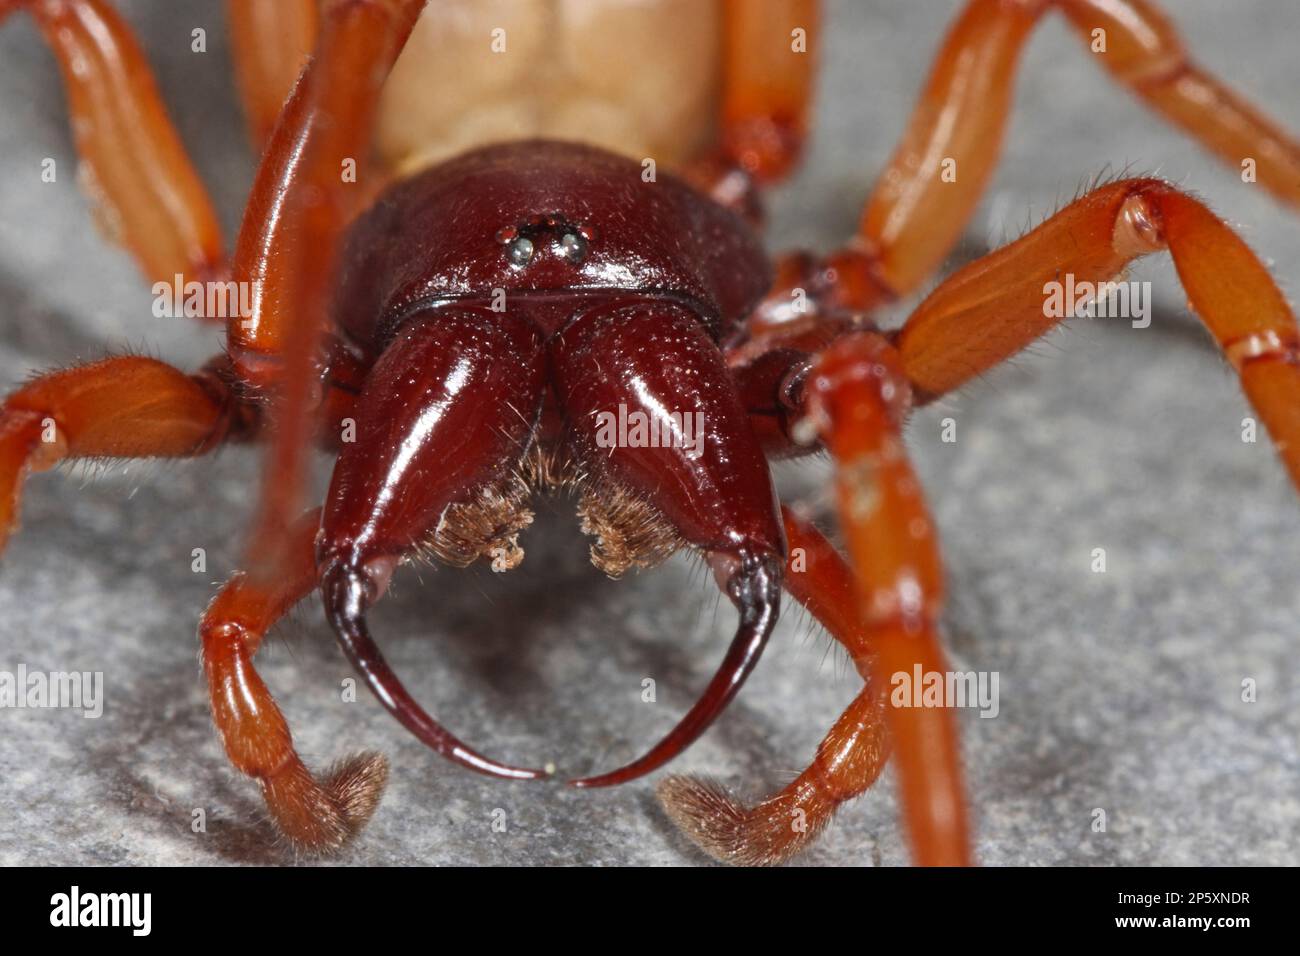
[375,0,722,176]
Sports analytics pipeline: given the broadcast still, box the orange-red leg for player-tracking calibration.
[718,0,819,184]
[750,0,1300,333]
[681,0,820,218]
[803,333,971,867]
[864,0,1300,300]
[200,507,389,851]
[229,0,427,578]
[4,0,224,288]
[226,0,319,151]
[659,505,891,865]
[871,0,1300,297]
[0,356,255,554]
[894,177,1300,489]
[1054,0,1300,210]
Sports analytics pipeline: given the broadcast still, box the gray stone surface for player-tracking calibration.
[1,0,1298,866]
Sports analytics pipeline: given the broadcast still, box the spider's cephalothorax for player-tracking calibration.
[4,0,1300,866]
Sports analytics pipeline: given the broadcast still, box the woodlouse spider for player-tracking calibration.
[1,0,1298,866]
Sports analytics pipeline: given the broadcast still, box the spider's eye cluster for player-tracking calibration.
[495,215,595,269]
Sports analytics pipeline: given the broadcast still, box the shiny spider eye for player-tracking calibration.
[507,236,534,266]
[559,232,586,263]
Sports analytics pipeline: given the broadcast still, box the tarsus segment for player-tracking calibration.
[659,507,892,866]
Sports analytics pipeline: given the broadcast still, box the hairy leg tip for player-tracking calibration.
[325,751,390,830]
[263,752,390,856]
[658,774,821,867]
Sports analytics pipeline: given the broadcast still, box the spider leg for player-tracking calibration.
[659,506,891,866]
[229,0,427,579]
[748,0,1300,330]
[3,0,224,293]
[806,333,968,866]
[721,177,1300,866]
[200,507,390,852]
[867,0,1300,297]
[1052,0,1300,207]
[729,333,971,866]
[0,355,256,554]
[716,0,819,184]
[894,177,1300,488]
[681,0,820,218]
[226,0,319,151]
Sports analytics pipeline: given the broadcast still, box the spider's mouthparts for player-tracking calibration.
[568,550,782,789]
[321,560,552,782]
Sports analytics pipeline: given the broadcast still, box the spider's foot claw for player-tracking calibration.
[657,774,825,867]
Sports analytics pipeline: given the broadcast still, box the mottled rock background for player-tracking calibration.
[0,0,1297,866]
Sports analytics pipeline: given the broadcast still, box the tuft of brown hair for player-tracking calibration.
[576,478,685,578]
[323,751,390,834]
[425,474,535,572]
[657,775,832,867]
[518,444,686,578]
[420,444,688,577]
